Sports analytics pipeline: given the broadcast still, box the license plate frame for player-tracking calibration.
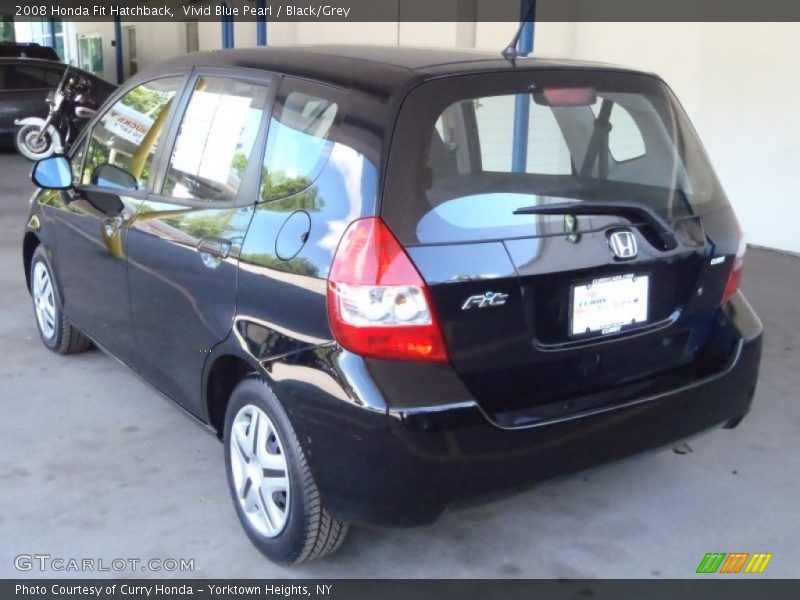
[570,273,650,338]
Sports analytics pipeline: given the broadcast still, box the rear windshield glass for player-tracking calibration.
[383,70,726,245]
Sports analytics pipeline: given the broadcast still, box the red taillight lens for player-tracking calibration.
[327,217,449,362]
[722,226,746,305]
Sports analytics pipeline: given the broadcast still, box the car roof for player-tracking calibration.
[0,57,64,67]
[144,45,654,97]
[0,42,61,61]
[0,58,113,90]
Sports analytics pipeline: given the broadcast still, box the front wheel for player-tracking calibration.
[15,125,56,161]
[30,246,92,354]
[224,376,349,565]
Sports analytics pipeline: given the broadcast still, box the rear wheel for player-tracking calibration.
[224,376,349,565]
[30,246,92,354]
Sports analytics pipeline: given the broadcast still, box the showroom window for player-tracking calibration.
[10,19,66,59]
[162,77,269,203]
[82,77,183,190]
[260,89,339,202]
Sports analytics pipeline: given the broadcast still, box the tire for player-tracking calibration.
[15,125,55,161]
[224,375,349,565]
[30,246,92,355]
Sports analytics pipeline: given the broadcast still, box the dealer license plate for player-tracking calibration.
[571,274,649,336]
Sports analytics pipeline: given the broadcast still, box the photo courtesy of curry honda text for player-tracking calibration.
[22,45,763,565]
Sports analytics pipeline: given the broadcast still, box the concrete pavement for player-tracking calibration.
[1,151,798,578]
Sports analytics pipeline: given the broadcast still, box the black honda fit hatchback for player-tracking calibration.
[23,46,762,564]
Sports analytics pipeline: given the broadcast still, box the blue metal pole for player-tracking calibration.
[220,3,232,48]
[256,0,267,46]
[113,16,124,84]
[518,22,534,56]
[511,0,536,173]
[47,19,57,49]
[511,96,530,172]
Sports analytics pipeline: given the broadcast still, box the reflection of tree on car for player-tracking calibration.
[239,251,319,278]
[83,84,175,187]
[124,85,174,114]
[162,211,236,241]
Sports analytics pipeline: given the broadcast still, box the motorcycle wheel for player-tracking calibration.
[16,125,55,161]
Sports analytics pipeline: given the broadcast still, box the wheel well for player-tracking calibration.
[206,354,256,439]
[23,232,40,292]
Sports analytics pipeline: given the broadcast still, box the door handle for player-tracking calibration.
[197,237,232,258]
[197,237,232,269]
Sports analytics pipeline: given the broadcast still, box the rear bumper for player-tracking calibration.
[271,293,762,527]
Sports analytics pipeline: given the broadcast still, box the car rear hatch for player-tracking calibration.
[382,68,742,425]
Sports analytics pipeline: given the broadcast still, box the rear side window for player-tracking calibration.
[83,77,183,190]
[0,44,60,61]
[162,76,269,203]
[260,89,338,202]
[2,64,62,89]
[384,71,722,245]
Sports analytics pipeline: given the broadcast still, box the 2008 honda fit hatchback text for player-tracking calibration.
[23,46,762,565]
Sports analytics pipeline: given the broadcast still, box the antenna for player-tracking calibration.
[501,0,537,60]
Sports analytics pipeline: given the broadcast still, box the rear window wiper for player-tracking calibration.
[514,200,678,251]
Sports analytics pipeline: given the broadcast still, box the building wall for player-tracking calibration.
[532,23,800,255]
[56,20,799,253]
[63,21,117,81]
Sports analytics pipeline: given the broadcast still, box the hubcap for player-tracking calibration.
[25,129,50,153]
[32,261,57,340]
[230,405,290,538]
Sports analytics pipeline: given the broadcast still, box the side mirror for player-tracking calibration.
[31,155,72,190]
[91,163,138,191]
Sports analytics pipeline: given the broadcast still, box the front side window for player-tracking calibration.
[83,77,183,190]
[260,88,338,202]
[162,77,269,203]
[70,136,87,183]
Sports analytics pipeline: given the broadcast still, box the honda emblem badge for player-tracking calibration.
[608,230,638,260]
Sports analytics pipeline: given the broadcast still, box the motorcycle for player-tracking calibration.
[14,66,100,161]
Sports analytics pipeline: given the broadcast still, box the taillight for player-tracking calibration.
[327,217,449,362]
[722,225,746,305]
